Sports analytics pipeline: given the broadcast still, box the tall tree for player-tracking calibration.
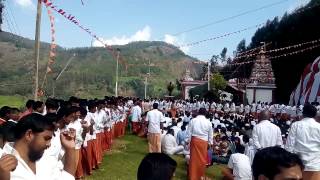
[167,82,175,96]
[210,73,227,92]
[220,47,228,62]
[236,39,246,52]
[226,0,320,103]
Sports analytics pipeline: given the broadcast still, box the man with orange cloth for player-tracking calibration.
[187,108,213,180]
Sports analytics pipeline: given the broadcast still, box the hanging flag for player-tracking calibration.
[290,57,320,105]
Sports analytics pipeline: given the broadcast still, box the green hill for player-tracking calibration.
[0,31,204,99]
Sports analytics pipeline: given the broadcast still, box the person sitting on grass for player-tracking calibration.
[137,153,177,180]
[222,144,252,180]
[162,129,184,155]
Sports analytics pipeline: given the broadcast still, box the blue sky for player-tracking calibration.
[4,0,310,61]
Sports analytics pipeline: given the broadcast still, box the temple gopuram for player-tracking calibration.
[245,45,276,103]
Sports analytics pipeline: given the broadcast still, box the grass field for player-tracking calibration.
[86,134,224,180]
[0,95,25,108]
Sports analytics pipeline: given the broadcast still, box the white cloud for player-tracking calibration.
[93,26,151,46]
[14,0,35,10]
[93,25,191,54]
[288,0,310,13]
[164,34,190,54]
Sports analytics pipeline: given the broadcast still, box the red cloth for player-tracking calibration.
[116,122,121,138]
[120,121,126,137]
[189,137,208,180]
[111,127,115,140]
[82,143,92,175]
[102,130,109,151]
[96,133,103,164]
[132,122,140,134]
[75,148,84,178]
[91,139,99,168]
[108,130,112,150]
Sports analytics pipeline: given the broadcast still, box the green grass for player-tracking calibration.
[87,134,224,180]
[0,95,25,108]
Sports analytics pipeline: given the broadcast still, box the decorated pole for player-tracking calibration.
[115,49,120,97]
[207,61,211,91]
[34,0,42,100]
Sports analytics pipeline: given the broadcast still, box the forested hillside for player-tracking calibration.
[0,32,203,99]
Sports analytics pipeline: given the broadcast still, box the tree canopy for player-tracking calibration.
[222,0,320,103]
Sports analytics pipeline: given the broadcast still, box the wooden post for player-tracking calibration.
[34,0,42,100]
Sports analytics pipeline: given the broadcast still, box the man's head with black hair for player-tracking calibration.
[33,101,44,114]
[15,113,55,162]
[25,99,35,110]
[57,107,76,126]
[137,153,177,180]
[0,121,16,146]
[167,128,174,136]
[181,124,186,131]
[235,144,245,154]
[198,108,207,116]
[69,96,80,107]
[302,103,317,118]
[171,120,177,127]
[153,103,159,110]
[45,98,59,113]
[252,146,304,180]
[8,107,20,121]
[0,106,11,120]
[79,107,87,119]
[45,112,60,126]
[88,102,97,113]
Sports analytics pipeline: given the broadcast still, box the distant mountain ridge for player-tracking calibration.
[0,31,204,98]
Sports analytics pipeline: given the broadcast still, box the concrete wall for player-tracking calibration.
[246,88,273,104]
[246,89,254,104]
[256,89,273,103]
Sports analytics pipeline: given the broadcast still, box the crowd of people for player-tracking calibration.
[132,99,320,180]
[0,97,320,180]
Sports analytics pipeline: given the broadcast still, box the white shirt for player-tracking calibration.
[163,117,172,128]
[244,139,256,165]
[67,119,83,150]
[187,115,213,145]
[227,153,252,180]
[162,134,178,155]
[131,105,142,122]
[252,120,283,149]
[171,126,180,139]
[285,117,320,171]
[44,129,63,161]
[86,112,97,139]
[146,109,164,134]
[3,143,74,180]
[95,110,107,133]
[245,105,250,114]
[82,115,92,147]
[212,119,220,128]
